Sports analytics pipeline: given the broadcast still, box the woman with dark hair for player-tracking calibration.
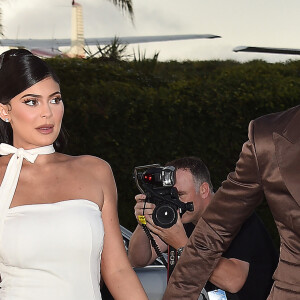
[0,49,147,300]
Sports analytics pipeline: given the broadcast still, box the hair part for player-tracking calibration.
[0,49,67,151]
[166,156,214,193]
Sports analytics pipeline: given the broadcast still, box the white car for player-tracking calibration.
[120,225,209,300]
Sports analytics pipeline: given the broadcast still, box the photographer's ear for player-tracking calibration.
[0,104,10,123]
[199,182,210,199]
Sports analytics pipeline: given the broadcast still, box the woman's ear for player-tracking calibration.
[0,104,10,122]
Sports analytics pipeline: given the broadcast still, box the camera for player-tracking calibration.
[133,164,194,228]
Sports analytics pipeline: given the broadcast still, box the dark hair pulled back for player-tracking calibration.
[0,49,67,151]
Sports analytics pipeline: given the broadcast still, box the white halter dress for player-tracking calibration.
[0,144,104,300]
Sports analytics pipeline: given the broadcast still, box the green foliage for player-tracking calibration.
[85,37,131,61]
[47,57,300,246]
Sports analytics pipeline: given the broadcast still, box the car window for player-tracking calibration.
[121,225,167,266]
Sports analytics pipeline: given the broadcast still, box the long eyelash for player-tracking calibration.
[22,99,37,104]
[52,97,63,103]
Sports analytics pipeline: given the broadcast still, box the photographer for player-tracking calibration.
[128,157,278,300]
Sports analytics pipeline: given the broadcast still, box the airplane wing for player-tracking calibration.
[0,38,70,48]
[0,38,69,57]
[233,46,300,55]
[0,34,220,49]
[0,34,221,57]
[85,34,221,45]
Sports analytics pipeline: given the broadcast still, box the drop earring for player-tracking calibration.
[4,118,9,122]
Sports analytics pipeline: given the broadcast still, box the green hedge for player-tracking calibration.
[47,58,300,246]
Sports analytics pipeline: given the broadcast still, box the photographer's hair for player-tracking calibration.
[0,49,67,151]
[166,156,214,193]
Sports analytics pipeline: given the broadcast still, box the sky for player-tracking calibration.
[1,0,300,63]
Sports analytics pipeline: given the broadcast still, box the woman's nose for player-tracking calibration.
[40,103,53,118]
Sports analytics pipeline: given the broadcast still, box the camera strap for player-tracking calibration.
[167,245,178,281]
[141,224,168,268]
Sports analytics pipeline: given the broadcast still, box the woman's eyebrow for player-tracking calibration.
[20,91,61,99]
[48,91,61,97]
[20,93,41,99]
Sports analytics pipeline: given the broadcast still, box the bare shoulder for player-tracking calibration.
[77,155,111,171]
[57,153,113,178]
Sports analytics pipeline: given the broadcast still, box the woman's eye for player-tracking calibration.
[50,97,62,104]
[23,99,38,106]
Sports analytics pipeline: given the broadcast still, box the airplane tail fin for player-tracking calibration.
[68,1,85,57]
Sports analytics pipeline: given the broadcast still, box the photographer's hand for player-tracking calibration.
[134,194,155,224]
[128,194,168,267]
[144,211,188,250]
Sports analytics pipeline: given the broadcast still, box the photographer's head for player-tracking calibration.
[166,157,214,225]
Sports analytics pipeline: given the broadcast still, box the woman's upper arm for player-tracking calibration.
[96,161,131,277]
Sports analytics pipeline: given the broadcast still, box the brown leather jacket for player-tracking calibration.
[163,105,300,300]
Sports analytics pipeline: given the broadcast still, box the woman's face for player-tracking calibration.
[0,76,64,149]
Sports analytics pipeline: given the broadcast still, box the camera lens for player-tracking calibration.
[152,204,177,228]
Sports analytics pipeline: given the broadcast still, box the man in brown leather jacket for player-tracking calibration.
[163,105,300,300]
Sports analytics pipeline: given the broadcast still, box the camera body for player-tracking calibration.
[133,164,194,228]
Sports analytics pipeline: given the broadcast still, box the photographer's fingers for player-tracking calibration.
[135,194,146,202]
[144,215,159,233]
[144,214,164,235]
[134,202,155,215]
[134,202,155,226]
[134,194,148,222]
[176,210,183,225]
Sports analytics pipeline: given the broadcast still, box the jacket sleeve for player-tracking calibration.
[163,120,265,300]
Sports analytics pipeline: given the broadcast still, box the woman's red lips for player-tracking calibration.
[36,124,54,129]
[35,124,54,134]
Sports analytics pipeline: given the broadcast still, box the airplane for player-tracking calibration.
[0,1,221,58]
[233,46,300,56]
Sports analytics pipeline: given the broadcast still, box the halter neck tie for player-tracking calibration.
[0,143,55,236]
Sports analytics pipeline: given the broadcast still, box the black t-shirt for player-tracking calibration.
[184,213,279,300]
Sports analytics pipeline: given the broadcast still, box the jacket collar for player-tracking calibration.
[274,107,300,203]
